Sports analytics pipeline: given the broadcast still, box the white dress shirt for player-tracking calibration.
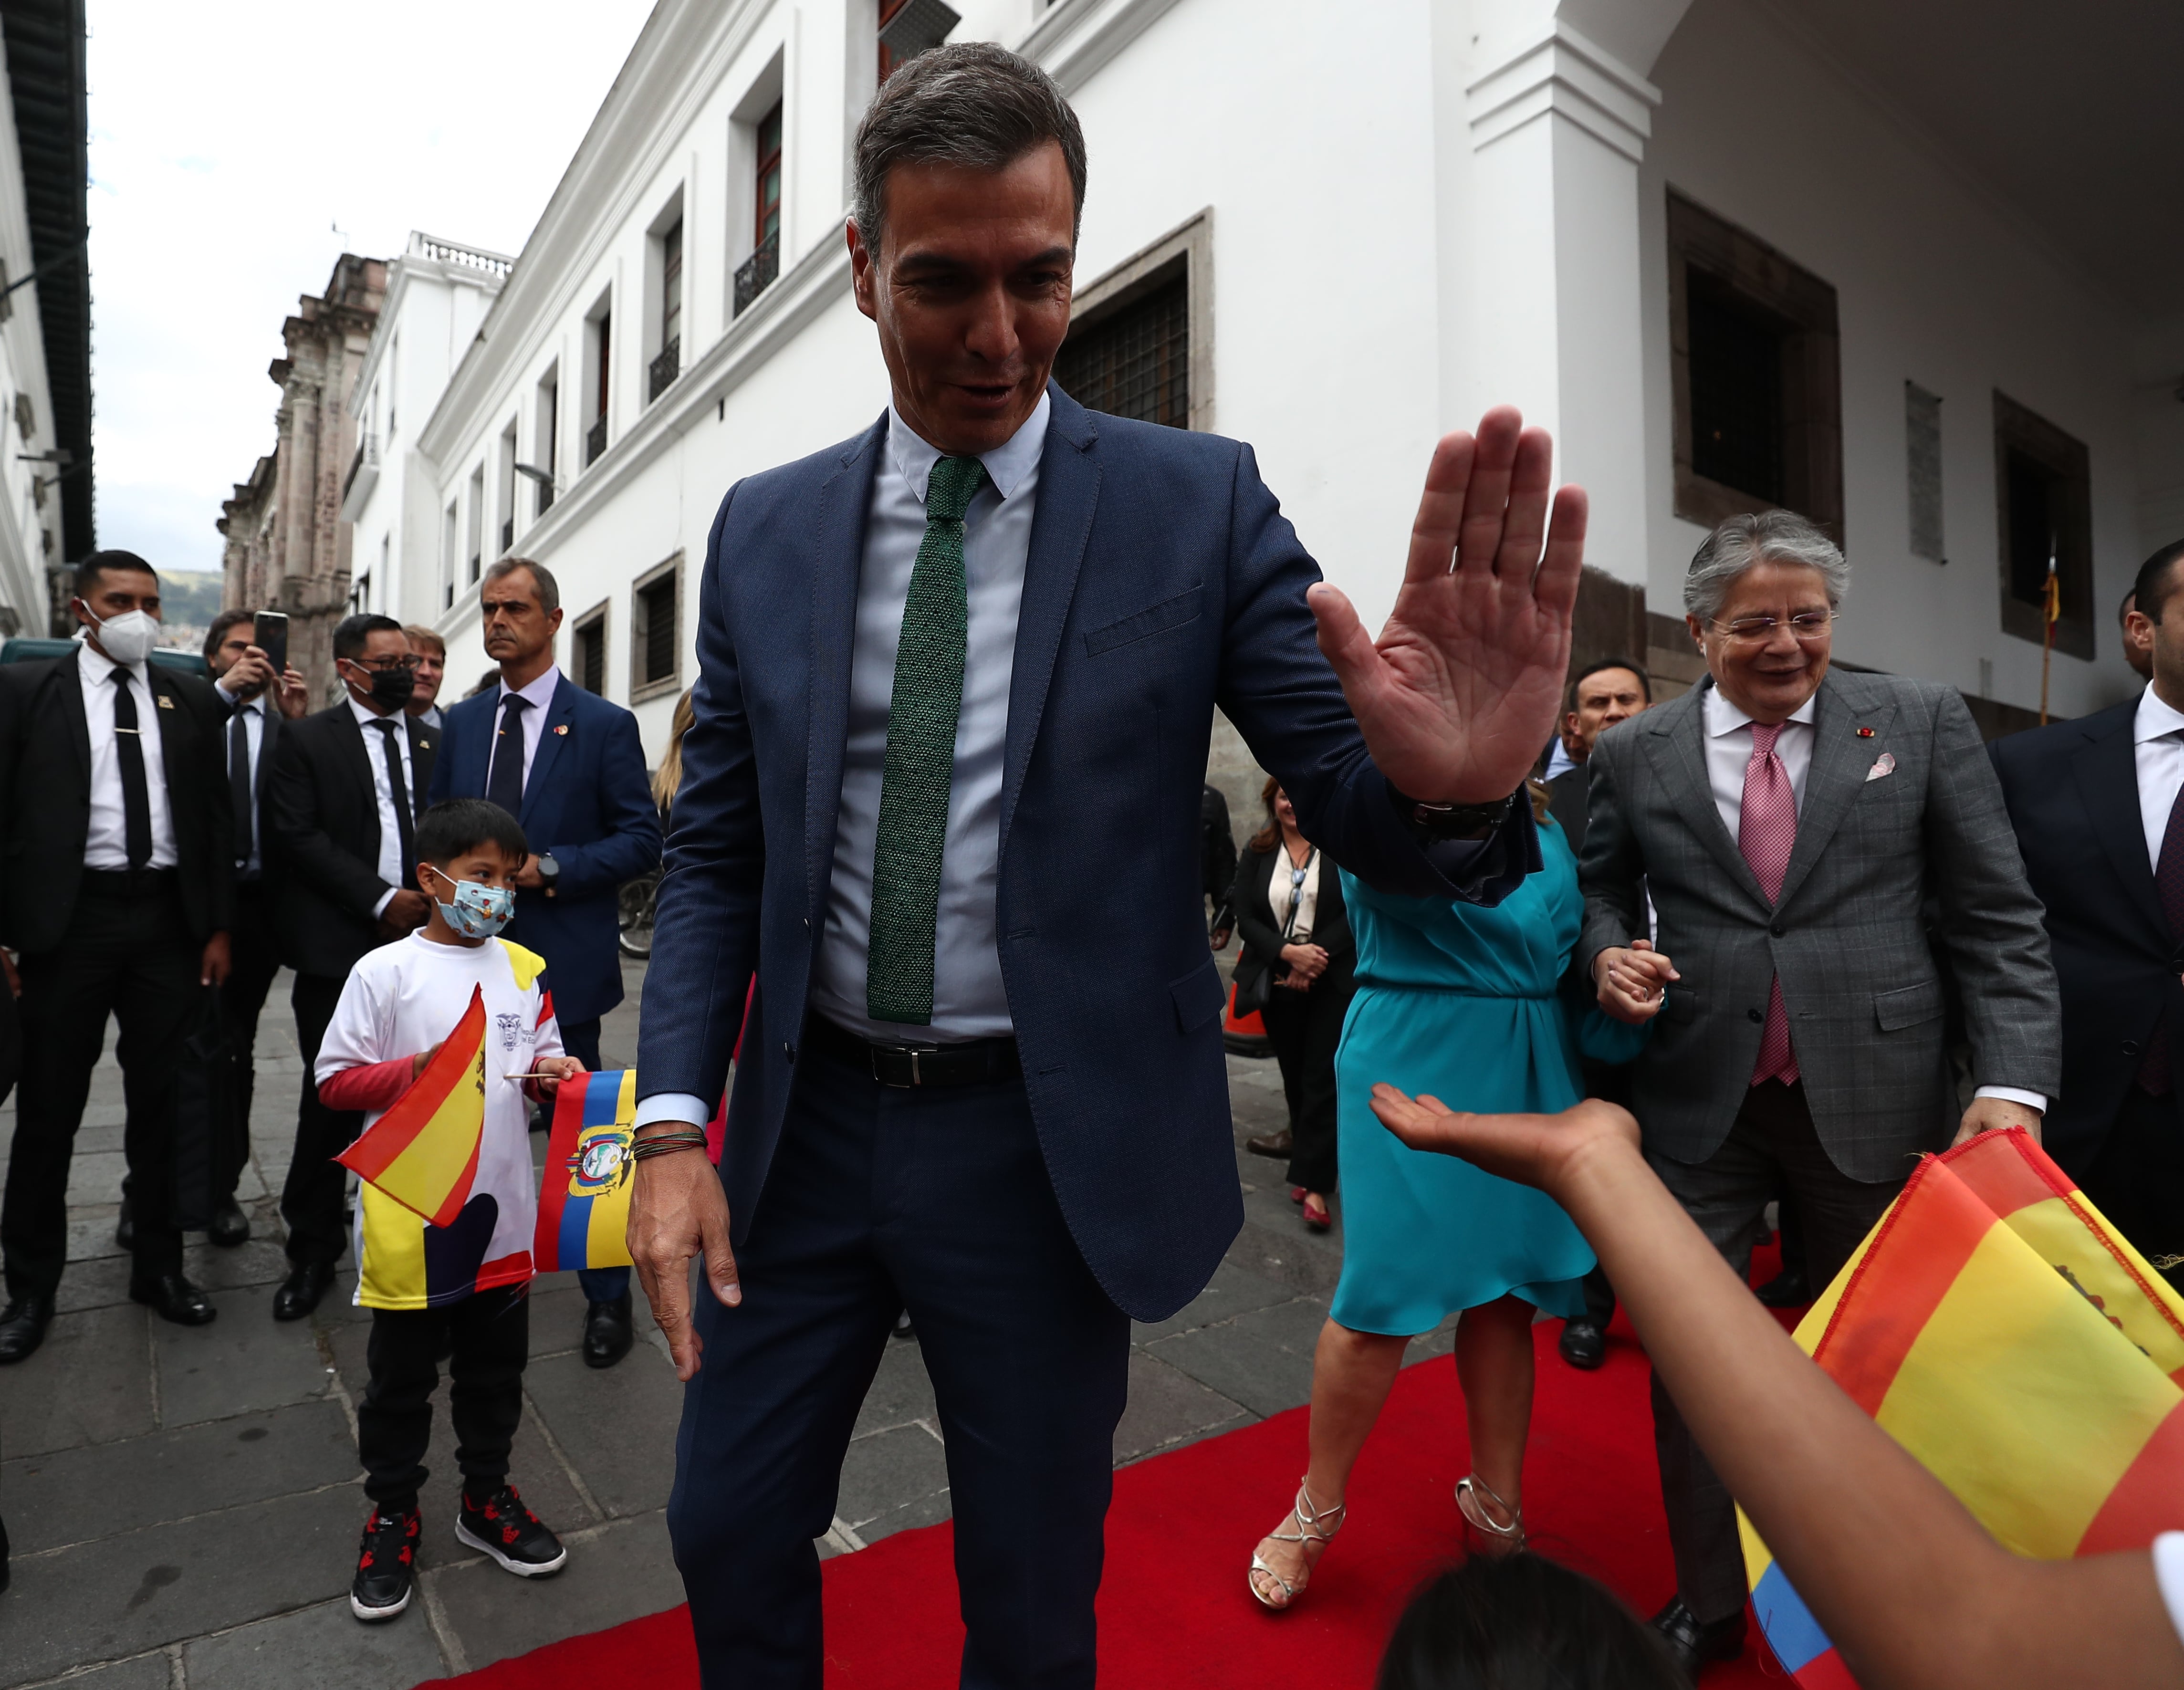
[636,395,1051,1132]
[1700,678,2042,1113]
[221,690,268,878]
[2133,683,2184,870]
[79,644,178,870]
[349,695,418,919]
[485,664,563,800]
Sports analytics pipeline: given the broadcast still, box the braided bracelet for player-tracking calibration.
[629,1130,710,1163]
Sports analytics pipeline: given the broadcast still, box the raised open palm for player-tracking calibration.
[1307,407,1586,804]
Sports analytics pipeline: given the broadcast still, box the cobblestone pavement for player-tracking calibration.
[0,960,1450,1687]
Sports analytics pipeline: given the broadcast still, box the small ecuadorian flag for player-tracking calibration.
[533,1069,637,1273]
[1743,1128,2184,1685]
[336,985,487,1228]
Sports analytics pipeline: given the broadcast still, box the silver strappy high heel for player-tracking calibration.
[1456,1474,1526,1554]
[1247,1479,1346,1610]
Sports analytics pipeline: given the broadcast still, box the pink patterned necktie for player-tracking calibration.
[1739,721,1800,1085]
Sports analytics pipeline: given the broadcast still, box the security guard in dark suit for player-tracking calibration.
[0,553,235,1363]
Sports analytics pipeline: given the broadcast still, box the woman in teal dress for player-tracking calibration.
[1248,789,1643,1609]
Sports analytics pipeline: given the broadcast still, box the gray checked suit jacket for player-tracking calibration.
[1578,670,2060,1182]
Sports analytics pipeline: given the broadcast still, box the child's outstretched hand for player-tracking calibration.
[1368,1087,1640,1197]
[532,1055,586,1098]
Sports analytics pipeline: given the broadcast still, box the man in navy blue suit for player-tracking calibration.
[629,45,1588,1688]
[430,558,661,1366]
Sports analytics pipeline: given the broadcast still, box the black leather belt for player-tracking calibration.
[80,867,178,897]
[805,1014,1022,1088]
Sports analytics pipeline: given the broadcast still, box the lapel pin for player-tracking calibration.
[156,694,174,710]
[1855,725,1875,738]
[554,723,569,736]
[1866,752,1897,782]
[419,739,432,751]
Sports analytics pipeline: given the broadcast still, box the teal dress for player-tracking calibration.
[1328,820,1642,1334]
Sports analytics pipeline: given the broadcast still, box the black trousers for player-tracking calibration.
[1646,1079,1903,1623]
[1261,974,1349,1194]
[2081,1085,2184,1295]
[280,972,362,1268]
[669,1043,1130,1690]
[2,876,197,1298]
[219,879,284,1203]
[359,1283,530,1508]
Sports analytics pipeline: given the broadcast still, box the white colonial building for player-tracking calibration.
[353,0,2184,784]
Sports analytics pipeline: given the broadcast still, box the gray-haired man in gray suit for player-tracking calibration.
[1578,511,2059,1675]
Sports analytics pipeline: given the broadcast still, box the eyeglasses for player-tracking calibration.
[348,654,418,673]
[1709,612,1835,645]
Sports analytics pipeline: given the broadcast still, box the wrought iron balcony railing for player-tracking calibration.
[649,337,680,402]
[585,415,608,467]
[734,230,780,318]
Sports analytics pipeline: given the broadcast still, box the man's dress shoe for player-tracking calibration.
[1244,1128,1293,1160]
[115,1197,135,1252]
[0,1294,56,1363]
[1557,1316,1607,1370]
[1651,1597,1747,1675]
[1755,1266,1810,1308]
[208,1197,251,1248]
[272,1261,337,1322]
[130,1273,217,1327]
[582,1294,635,1369]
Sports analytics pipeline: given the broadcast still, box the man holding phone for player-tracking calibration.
[191,609,308,1249]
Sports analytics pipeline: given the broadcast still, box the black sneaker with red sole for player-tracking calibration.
[455,1482,567,1577]
[351,1505,420,1621]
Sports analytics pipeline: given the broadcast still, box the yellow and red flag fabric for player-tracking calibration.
[533,1068,637,1273]
[335,984,487,1229]
[1743,1128,2184,1685]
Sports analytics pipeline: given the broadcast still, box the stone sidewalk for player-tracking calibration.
[0,964,1442,1688]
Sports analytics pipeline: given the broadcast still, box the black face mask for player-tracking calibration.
[351,665,416,709]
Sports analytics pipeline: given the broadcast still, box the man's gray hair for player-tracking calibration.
[484,556,558,616]
[851,41,1087,256]
[1684,511,1849,623]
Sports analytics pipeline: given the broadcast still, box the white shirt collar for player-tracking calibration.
[1703,677,1819,738]
[497,664,562,713]
[79,641,147,688]
[2134,682,2184,744]
[887,388,1051,506]
[347,693,406,732]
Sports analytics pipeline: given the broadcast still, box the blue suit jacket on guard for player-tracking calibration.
[430,674,662,1025]
[638,384,1536,1321]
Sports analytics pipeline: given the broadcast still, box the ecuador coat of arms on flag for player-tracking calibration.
[534,1068,638,1273]
[1742,1127,2184,1686]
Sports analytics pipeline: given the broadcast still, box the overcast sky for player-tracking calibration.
[85,0,659,577]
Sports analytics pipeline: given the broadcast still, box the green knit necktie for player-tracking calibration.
[867,452,987,1025]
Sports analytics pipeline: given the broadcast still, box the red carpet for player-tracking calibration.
[436,1261,1793,1689]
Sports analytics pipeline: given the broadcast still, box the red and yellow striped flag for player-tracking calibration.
[335,985,488,1229]
[1743,1128,2184,1684]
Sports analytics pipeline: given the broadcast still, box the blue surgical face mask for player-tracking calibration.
[426,869,515,939]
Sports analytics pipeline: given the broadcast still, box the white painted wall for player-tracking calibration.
[0,41,59,636]
[1641,0,2150,720]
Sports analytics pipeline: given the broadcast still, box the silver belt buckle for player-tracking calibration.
[873,1043,937,1088]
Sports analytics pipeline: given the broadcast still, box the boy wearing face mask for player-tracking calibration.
[313,797,585,1622]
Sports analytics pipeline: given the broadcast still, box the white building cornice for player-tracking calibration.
[1466,20,1661,162]
[1018,0,1188,92]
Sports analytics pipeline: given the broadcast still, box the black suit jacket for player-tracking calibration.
[1230,842,1354,1000]
[225,697,285,894]
[0,648,234,954]
[1991,698,2178,1173]
[1547,762,1589,847]
[265,700,437,978]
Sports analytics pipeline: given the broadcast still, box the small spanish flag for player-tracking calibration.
[336,985,487,1229]
[533,1069,637,1273]
[1743,1129,2184,1684]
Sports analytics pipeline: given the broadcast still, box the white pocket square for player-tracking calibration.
[1866,752,1897,782]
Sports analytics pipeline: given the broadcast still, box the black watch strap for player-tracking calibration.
[1388,783,1518,842]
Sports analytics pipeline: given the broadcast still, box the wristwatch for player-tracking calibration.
[536,853,561,897]
[1388,784,1519,843]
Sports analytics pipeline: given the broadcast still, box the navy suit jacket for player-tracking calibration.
[637,385,1536,1321]
[1991,699,2181,1174]
[430,675,661,1025]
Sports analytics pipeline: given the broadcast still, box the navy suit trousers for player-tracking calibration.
[666,1043,1129,1689]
